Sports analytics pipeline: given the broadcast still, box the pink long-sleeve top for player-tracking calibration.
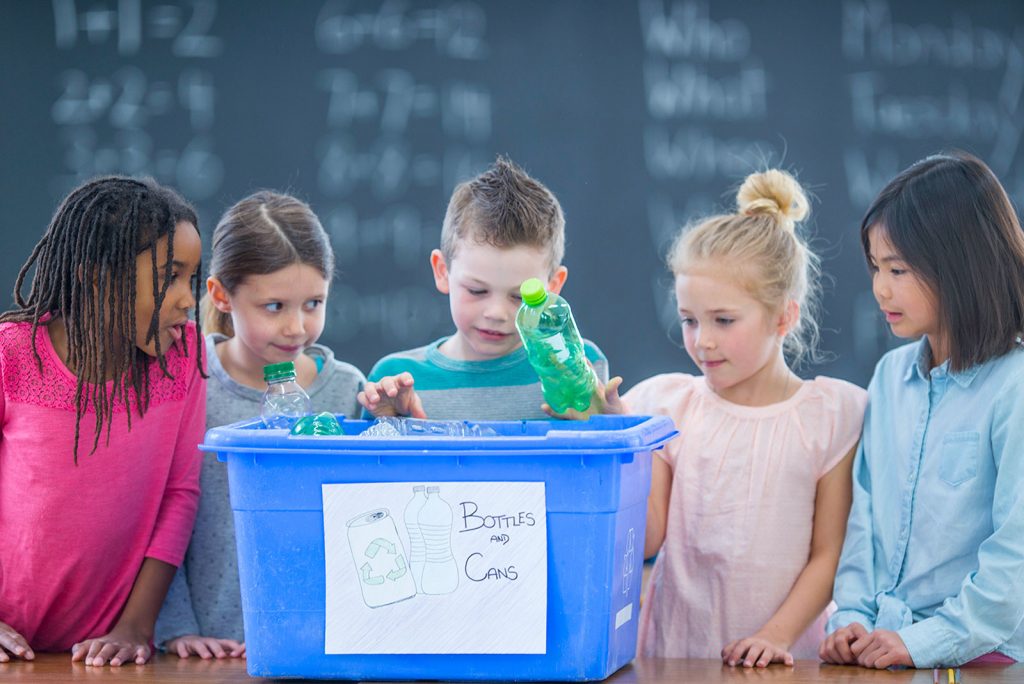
[0,320,204,651]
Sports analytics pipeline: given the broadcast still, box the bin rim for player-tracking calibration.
[202,414,677,460]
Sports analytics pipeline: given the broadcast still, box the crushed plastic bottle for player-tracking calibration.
[361,417,498,438]
[290,411,344,436]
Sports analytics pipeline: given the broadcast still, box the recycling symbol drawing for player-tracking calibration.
[360,537,409,585]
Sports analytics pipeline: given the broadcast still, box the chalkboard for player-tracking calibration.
[2,0,1023,389]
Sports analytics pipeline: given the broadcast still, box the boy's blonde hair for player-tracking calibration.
[440,156,565,274]
[668,169,822,363]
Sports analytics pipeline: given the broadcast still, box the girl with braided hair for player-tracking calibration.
[0,176,206,667]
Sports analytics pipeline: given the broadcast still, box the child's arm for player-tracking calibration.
[723,443,858,668]
[157,566,245,659]
[155,565,200,645]
[644,453,672,558]
[821,436,879,653]
[71,557,176,666]
[358,372,427,418]
[0,377,32,663]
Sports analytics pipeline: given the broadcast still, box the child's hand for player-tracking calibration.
[722,633,794,668]
[71,625,152,666]
[165,634,245,659]
[0,620,34,662]
[358,373,427,418]
[819,622,868,665]
[542,376,625,421]
[849,628,913,669]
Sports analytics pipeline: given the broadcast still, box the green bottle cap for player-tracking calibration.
[520,278,548,307]
[264,361,297,382]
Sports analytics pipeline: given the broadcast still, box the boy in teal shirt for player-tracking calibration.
[361,157,615,420]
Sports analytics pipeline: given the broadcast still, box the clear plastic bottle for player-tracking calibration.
[361,417,498,437]
[515,278,596,413]
[418,486,459,595]
[403,485,428,593]
[261,361,312,430]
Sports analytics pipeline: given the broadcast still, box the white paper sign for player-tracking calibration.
[322,481,547,654]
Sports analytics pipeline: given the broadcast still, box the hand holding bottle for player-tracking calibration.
[542,374,626,420]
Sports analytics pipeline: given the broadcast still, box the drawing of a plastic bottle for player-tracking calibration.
[418,486,459,594]
[404,485,428,592]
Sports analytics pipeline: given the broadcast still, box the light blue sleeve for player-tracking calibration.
[899,371,1024,666]
[827,427,879,634]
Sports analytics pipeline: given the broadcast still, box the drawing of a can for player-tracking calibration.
[346,508,417,608]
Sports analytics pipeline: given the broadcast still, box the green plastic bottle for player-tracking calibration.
[291,411,345,436]
[515,278,596,413]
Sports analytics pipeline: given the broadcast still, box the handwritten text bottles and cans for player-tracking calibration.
[515,278,597,414]
[405,486,459,595]
[346,509,416,608]
[261,361,313,430]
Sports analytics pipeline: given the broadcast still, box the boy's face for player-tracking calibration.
[431,241,567,362]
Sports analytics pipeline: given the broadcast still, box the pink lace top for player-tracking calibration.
[0,320,205,651]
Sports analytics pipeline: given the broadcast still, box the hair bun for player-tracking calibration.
[736,169,809,231]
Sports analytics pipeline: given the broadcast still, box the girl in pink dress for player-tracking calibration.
[624,169,867,667]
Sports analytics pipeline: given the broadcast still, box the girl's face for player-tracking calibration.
[210,263,329,369]
[134,221,201,357]
[867,224,941,345]
[675,265,789,395]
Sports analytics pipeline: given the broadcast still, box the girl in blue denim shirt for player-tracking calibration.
[820,152,1024,669]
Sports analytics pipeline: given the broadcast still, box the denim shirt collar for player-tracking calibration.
[902,337,982,388]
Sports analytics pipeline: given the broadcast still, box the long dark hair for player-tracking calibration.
[860,151,1024,371]
[203,191,334,336]
[0,176,204,462]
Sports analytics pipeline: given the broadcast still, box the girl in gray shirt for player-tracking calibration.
[155,192,410,659]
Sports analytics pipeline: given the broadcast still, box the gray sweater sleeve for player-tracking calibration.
[154,564,201,646]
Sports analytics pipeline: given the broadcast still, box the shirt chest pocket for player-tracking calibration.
[938,431,980,487]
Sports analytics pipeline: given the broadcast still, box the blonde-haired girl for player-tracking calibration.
[624,169,867,666]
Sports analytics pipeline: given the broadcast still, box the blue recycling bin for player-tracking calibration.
[202,414,676,680]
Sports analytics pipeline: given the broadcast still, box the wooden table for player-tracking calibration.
[1,654,1019,682]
